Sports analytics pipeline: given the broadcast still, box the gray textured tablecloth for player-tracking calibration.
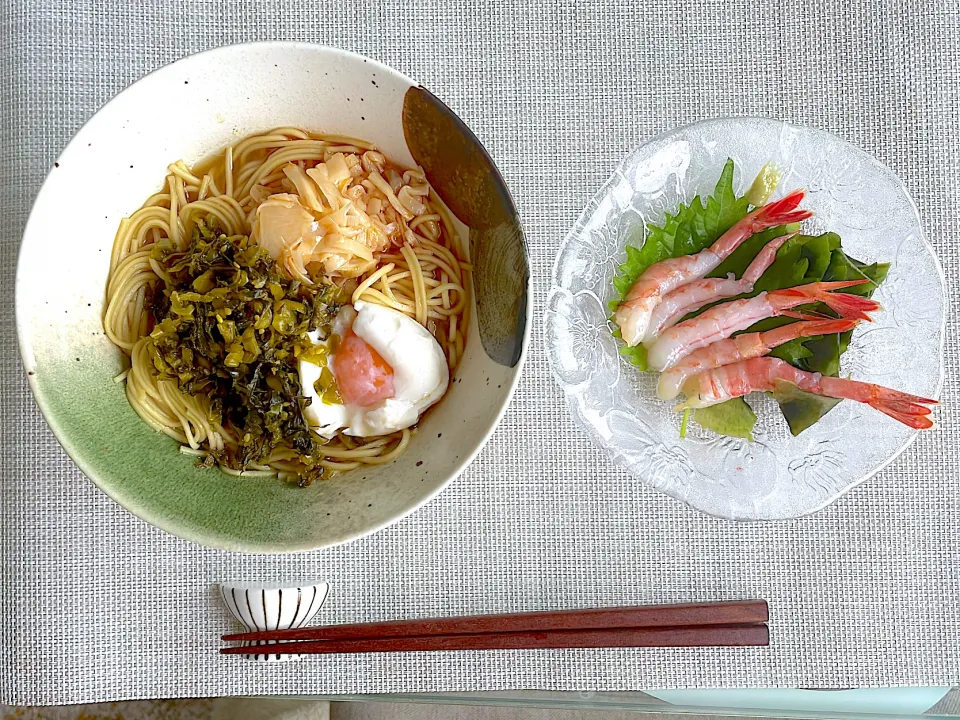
[1,0,958,706]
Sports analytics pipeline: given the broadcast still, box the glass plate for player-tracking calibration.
[546,118,946,520]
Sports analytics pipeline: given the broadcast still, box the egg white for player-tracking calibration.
[299,301,449,438]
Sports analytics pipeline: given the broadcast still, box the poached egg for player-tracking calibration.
[299,301,449,438]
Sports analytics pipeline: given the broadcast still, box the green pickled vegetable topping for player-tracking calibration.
[146,217,345,485]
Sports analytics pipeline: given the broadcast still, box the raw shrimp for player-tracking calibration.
[641,233,794,346]
[647,280,879,372]
[656,318,858,400]
[678,357,937,429]
[614,189,813,346]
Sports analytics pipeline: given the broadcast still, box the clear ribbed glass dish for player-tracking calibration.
[546,118,945,520]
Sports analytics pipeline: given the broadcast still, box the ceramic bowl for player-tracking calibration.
[16,42,530,552]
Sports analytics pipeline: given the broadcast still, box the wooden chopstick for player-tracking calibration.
[221,623,768,655]
[222,600,768,643]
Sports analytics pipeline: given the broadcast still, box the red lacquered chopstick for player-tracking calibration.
[221,623,768,655]
[222,600,767,643]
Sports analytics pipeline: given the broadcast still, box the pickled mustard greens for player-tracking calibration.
[148,218,343,484]
[612,159,890,439]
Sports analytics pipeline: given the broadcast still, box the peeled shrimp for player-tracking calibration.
[647,280,879,372]
[642,233,794,346]
[614,190,813,346]
[656,318,858,400]
[678,357,937,429]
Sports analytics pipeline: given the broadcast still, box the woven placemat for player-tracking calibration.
[1,0,957,706]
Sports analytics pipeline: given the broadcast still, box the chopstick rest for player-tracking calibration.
[219,581,329,662]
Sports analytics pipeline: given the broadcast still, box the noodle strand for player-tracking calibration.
[104,128,469,483]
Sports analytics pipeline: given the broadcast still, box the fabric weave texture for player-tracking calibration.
[0,0,957,705]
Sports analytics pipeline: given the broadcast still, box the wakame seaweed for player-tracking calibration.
[147,218,343,485]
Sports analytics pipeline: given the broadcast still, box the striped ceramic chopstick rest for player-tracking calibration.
[219,582,329,662]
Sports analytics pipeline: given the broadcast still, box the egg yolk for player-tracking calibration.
[332,330,396,407]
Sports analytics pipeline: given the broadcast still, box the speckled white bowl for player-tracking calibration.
[16,43,530,552]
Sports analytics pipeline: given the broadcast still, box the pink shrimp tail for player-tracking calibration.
[817,286,881,320]
[819,377,938,429]
[748,190,814,230]
[780,309,836,321]
[793,318,859,336]
[770,280,880,320]
[760,318,859,347]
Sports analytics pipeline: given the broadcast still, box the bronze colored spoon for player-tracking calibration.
[403,86,529,368]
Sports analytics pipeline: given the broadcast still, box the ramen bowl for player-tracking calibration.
[16,42,530,552]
